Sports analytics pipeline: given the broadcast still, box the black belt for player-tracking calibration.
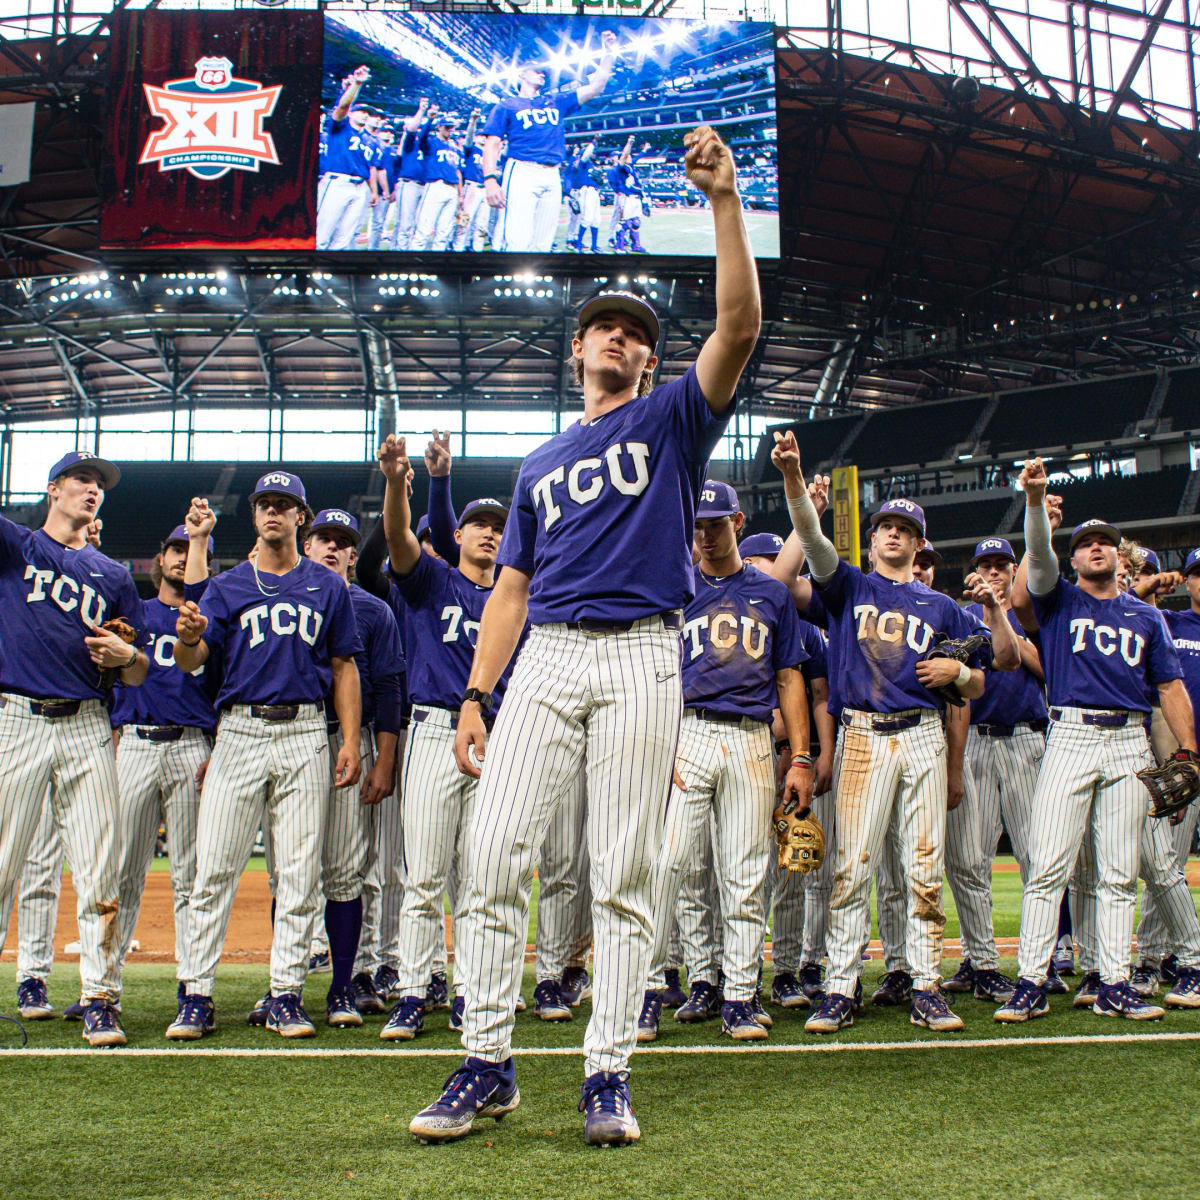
[135,725,186,742]
[27,698,82,719]
[564,611,683,634]
[1048,708,1133,729]
[975,719,1049,738]
[249,700,323,723]
[412,706,493,732]
[843,710,923,733]
[688,707,759,727]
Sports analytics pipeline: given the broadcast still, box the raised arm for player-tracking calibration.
[332,66,369,123]
[377,435,421,578]
[963,571,1019,671]
[1012,458,1057,628]
[771,430,840,585]
[424,430,461,567]
[403,97,429,133]
[355,519,390,601]
[576,29,619,105]
[184,497,215,586]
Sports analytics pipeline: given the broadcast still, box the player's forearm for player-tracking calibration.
[958,668,986,701]
[776,668,810,755]
[184,532,209,585]
[944,702,968,767]
[1023,500,1059,596]
[812,686,836,756]
[482,137,502,178]
[1158,678,1197,753]
[711,191,760,348]
[464,568,529,695]
[354,520,390,601]
[173,638,209,673]
[1017,634,1044,680]
[119,650,149,688]
[578,54,615,103]
[782,481,840,584]
[981,604,1020,670]
[332,80,361,123]
[331,658,363,742]
[373,731,398,782]
[382,476,422,576]
[427,475,461,566]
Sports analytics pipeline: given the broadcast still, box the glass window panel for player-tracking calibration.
[190,430,270,460]
[462,432,554,458]
[280,431,368,460]
[190,408,270,434]
[464,409,555,435]
[99,430,174,461]
[281,407,367,434]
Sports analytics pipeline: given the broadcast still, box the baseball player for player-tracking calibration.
[374,452,511,1042]
[771,437,1020,1034]
[408,125,760,1147]
[606,139,632,249]
[614,142,651,255]
[367,126,398,251]
[0,450,150,1047]
[317,67,377,252]
[389,99,432,250]
[13,802,63,1019]
[411,114,464,252]
[165,471,363,1040]
[482,32,618,254]
[995,459,1195,1022]
[637,481,811,1044]
[454,117,488,252]
[109,524,218,1009]
[564,142,603,254]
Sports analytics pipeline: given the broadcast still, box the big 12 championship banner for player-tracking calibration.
[101,10,322,249]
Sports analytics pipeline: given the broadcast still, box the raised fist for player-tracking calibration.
[771,429,801,479]
[1019,457,1048,506]
[424,429,452,478]
[186,496,216,538]
[377,434,411,482]
[684,125,736,198]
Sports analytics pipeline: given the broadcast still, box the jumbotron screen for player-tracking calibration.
[318,12,779,259]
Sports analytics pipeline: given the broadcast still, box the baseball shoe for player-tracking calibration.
[580,1071,640,1147]
[636,990,662,1043]
[351,971,386,1015]
[871,969,913,1007]
[911,989,964,1032]
[750,989,773,1028]
[380,995,425,1041]
[722,1000,769,1041]
[514,992,526,1013]
[798,963,825,1003]
[674,980,720,1023]
[972,969,1017,1003]
[410,1056,519,1144]
[561,966,592,1007]
[247,991,271,1026]
[265,992,317,1038]
[1043,963,1069,995]
[308,951,331,974]
[165,994,214,1041]
[661,967,688,1008]
[16,979,55,1020]
[1130,962,1161,998]
[63,998,87,1021]
[449,995,465,1032]
[1161,954,1180,985]
[82,1000,127,1048]
[326,985,363,1028]
[770,971,808,1009]
[1163,967,1200,1009]
[1092,980,1164,1020]
[1052,936,1076,976]
[943,958,975,994]
[533,979,572,1021]
[805,992,855,1034]
[425,972,450,1012]
[373,964,402,1004]
[1073,971,1102,1008]
[993,978,1049,1023]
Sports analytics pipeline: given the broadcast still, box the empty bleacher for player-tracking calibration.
[1044,464,1192,529]
[919,496,1015,544]
[849,396,985,470]
[750,413,864,483]
[1161,367,1200,432]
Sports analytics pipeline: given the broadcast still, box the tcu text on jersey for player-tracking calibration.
[515,108,561,130]
[683,612,768,661]
[1069,617,1144,665]
[24,565,107,625]
[239,602,324,647]
[532,442,651,530]
[853,603,935,653]
[441,605,480,646]
[148,631,205,676]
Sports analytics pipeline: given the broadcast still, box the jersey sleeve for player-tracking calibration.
[0,514,25,566]
[555,90,582,118]
[114,569,152,649]
[426,475,461,567]
[389,547,438,606]
[812,558,854,615]
[799,622,828,680]
[802,584,829,629]
[771,593,808,672]
[946,600,994,669]
[661,363,732,470]
[1030,577,1067,624]
[370,606,405,737]
[481,101,511,139]
[496,465,538,572]
[1147,609,1185,685]
[197,577,232,649]
[325,581,363,659]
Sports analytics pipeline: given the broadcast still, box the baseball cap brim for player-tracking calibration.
[870,510,923,537]
[309,521,361,546]
[577,293,660,348]
[915,546,944,567]
[457,502,509,528]
[972,548,1017,565]
[53,456,121,489]
[1069,523,1121,553]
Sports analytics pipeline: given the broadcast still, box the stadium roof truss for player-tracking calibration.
[2,1,1200,425]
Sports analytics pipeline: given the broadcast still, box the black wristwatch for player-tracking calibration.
[461,687,494,715]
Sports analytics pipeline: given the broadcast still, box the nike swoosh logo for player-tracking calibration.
[747,598,763,605]
[914,600,930,606]
[655,670,676,682]
[89,572,105,578]
[306,586,321,591]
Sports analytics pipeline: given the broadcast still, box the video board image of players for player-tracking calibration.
[317,13,778,258]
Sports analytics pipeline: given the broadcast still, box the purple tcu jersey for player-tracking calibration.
[606,163,626,195]
[965,603,1048,727]
[389,552,511,710]
[1030,579,1181,713]
[482,90,581,165]
[345,583,405,736]
[462,143,484,185]
[682,565,807,724]
[499,364,731,624]
[799,619,827,683]
[319,115,372,179]
[377,144,402,191]
[0,516,148,701]
[110,597,217,732]
[1162,607,1200,717]
[419,125,461,185]
[817,559,992,713]
[197,557,360,709]
[398,129,425,181]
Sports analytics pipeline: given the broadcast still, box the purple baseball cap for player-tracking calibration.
[697,480,740,519]
[416,514,431,541]
[871,498,926,538]
[972,537,1017,565]
[309,508,361,545]
[48,450,120,489]
[577,290,660,348]
[248,470,308,509]
[457,498,509,529]
[1137,546,1161,573]
[1069,519,1121,554]
[1183,548,1200,577]
[740,532,785,559]
[165,524,214,555]
[914,539,943,567]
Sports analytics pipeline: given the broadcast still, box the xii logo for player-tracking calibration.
[139,56,281,181]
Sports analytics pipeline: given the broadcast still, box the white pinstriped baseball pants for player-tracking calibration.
[494,160,561,253]
[966,724,1045,882]
[825,710,948,995]
[676,817,722,983]
[16,795,62,983]
[0,695,122,1002]
[647,712,775,1001]
[459,618,682,1076]
[534,777,590,984]
[770,782,837,973]
[943,755,1001,971]
[393,180,426,250]
[178,705,329,997]
[322,727,376,902]
[316,174,369,251]
[114,726,208,988]
[1017,711,1156,986]
[356,728,404,979]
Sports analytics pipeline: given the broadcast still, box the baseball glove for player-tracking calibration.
[773,802,825,874]
[98,617,138,690]
[567,191,581,215]
[918,633,990,708]
[1137,749,1200,819]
